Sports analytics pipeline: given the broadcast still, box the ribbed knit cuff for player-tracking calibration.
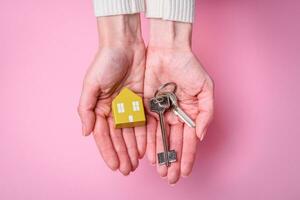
[93,0,145,17]
[146,0,195,23]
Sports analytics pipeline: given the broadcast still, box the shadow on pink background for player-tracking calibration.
[1,0,300,199]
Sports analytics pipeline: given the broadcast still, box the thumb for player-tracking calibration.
[78,81,101,136]
[196,80,214,140]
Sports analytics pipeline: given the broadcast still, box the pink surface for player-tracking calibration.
[1,0,300,199]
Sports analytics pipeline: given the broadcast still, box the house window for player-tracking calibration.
[132,101,140,111]
[117,103,125,113]
[128,115,133,122]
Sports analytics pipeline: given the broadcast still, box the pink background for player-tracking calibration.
[1,0,300,199]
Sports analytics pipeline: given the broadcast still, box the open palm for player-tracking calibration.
[144,47,214,184]
[78,44,146,175]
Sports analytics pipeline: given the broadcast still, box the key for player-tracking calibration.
[167,92,196,128]
[150,95,177,167]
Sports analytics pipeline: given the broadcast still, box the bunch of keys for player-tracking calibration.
[149,82,196,167]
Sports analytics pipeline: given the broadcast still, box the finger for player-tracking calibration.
[196,80,214,140]
[78,81,101,136]
[93,116,119,171]
[156,121,169,178]
[167,123,183,185]
[134,125,147,158]
[108,118,132,175]
[122,128,139,171]
[181,125,198,177]
[146,115,157,165]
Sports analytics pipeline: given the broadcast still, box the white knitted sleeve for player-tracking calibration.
[93,0,145,16]
[146,0,195,23]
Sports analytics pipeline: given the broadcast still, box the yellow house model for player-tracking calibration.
[112,88,146,128]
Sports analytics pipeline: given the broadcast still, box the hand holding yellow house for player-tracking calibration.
[112,88,146,128]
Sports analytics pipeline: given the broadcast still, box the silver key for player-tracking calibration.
[150,95,177,167]
[168,92,196,128]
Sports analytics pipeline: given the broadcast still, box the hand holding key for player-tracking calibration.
[144,20,214,185]
[145,51,214,184]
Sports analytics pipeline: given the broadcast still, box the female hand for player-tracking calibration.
[144,19,214,185]
[78,14,146,175]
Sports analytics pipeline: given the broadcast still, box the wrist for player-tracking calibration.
[148,19,192,50]
[97,14,144,47]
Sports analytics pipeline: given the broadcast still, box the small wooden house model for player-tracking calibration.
[112,88,146,128]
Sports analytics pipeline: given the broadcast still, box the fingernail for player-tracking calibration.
[181,174,189,178]
[200,129,207,141]
[132,161,139,171]
[200,133,205,141]
[169,183,176,187]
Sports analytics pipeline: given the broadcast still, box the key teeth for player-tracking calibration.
[157,151,177,165]
[157,153,165,165]
[168,150,177,162]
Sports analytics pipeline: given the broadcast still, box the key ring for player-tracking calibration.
[154,82,177,98]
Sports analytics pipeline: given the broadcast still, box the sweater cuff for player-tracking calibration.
[93,0,145,17]
[146,0,195,23]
